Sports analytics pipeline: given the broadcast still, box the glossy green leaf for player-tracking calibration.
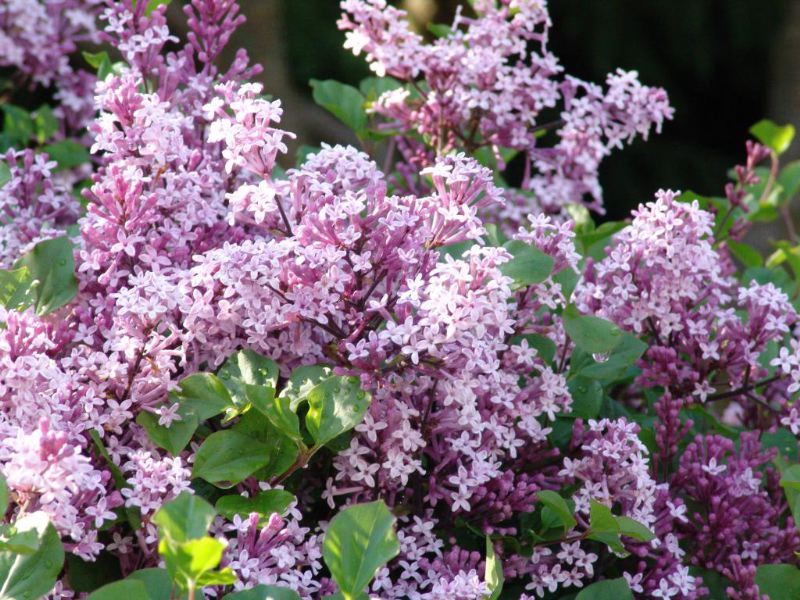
[615,516,655,542]
[571,332,647,381]
[87,580,149,600]
[0,512,65,600]
[306,376,371,446]
[249,386,302,443]
[174,373,232,420]
[13,236,78,315]
[217,349,279,408]
[485,537,503,600]
[535,491,577,531]
[151,492,215,543]
[42,140,91,170]
[310,80,367,135]
[216,490,295,521]
[323,500,400,598]
[0,267,35,311]
[567,377,603,419]
[223,584,302,600]
[750,120,795,155]
[280,365,332,410]
[137,409,199,456]
[563,305,623,354]
[500,240,555,287]
[586,500,626,555]
[575,577,634,600]
[755,564,800,600]
[193,429,271,487]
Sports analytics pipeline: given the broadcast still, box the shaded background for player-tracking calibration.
[215,0,800,221]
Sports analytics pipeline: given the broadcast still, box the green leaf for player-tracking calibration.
[570,332,647,381]
[755,564,800,600]
[0,512,64,600]
[499,241,555,288]
[0,526,41,554]
[87,579,149,600]
[217,349,279,409]
[306,376,371,446]
[127,568,172,600]
[174,373,232,420]
[232,411,299,479]
[762,428,799,463]
[780,465,800,526]
[223,584,302,600]
[137,409,199,456]
[13,236,78,315]
[192,429,271,487]
[484,537,503,600]
[510,334,556,365]
[562,305,623,354]
[323,500,400,598]
[586,500,626,555]
[152,492,216,543]
[310,80,368,135]
[2,105,32,148]
[42,140,91,170]
[215,490,295,522]
[88,430,141,529]
[426,22,452,37]
[359,77,402,102]
[727,240,763,268]
[32,105,58,144]
[249,386,302,443]
[567,377,603,419]
[751,120,795,155]
[82,51,113,80]
[615,516,655,542]
[575,577,634,600]
[172,537,226,580]
[280,365,332,410]
[0,267,35,311]
[779,160,800,202]
[0,473,6,515]
[535,491,577,531]
[145,0,172,15]
[0,162,11,188]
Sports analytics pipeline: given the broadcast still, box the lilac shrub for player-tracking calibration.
[0,1,800,599]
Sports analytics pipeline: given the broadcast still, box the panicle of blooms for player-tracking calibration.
[339,0,673,213]
[576,190,798,415]
[0,149,83,267]
[670,433,799,595]
[0,0,101,131]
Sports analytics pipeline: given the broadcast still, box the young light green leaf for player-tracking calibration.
[500,240,555,287]
[310,80,368,135]
[484,537,504,600]
[750,120,795,155]
[151,492,216,543]
[563,304,623,354]
[323,500,400,599]
[0,267,35,311]
[13,236,78,315]
[586,500,626,555]
[223,585,302,600]
[192,429,272,487]
[215,490,295,522]
[0,512,65,600]
[306,375,371,446]
[575,577,634,600]
[754,564,800,600]
[535,490,577,531]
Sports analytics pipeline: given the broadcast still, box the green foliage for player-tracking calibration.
[750,119,795,155]
[754,564,800,600]
[0,236,78,315]
[484,537,504,600]
[586,500,654,555]
[0,512,65,600]
[535,490,577,531]
[43,140,91,170]
[152,493,235,594]
[215,490,295,523]
[217,349,279,419]
[499,240,555,288]
[563,305,623,354]
[322,500,400,600]
[0,474,6,516]
[193,429,274,487]
[223,585,302,600]
[306,375,371,446]
[88,580,150,600]
[310,79,368,137]
[575,577,634,600]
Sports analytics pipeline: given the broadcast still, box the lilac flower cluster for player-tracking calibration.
[339,0,673,213]
[1,1,800,599]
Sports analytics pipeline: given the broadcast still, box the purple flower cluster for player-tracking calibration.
[0,1,799,599]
